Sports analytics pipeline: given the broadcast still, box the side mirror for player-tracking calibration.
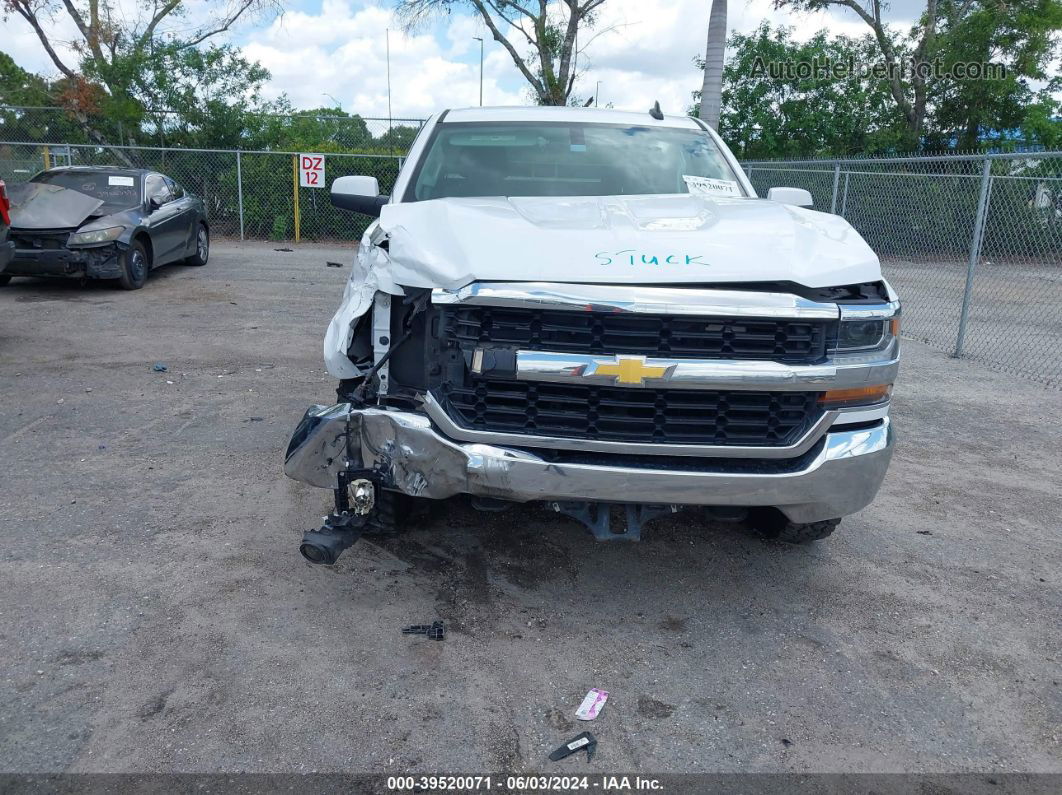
[767,187,814,207]
[148,197,161,212]
[331,175,389,217]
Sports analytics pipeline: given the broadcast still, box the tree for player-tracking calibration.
[700,23,905,158]
[267,108,375,152]
[772,0,1062,149]
[927,0,1062,148]
[396,0,608,106]
[772,0,943,147]
[2,0,281,153]
[376,124,420,152]
[698,0,727,129]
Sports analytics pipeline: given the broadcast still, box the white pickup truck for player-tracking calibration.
[285,106,899,564]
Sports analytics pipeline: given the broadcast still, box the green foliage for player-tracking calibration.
[704,11,1062,158]
[928,0,1062,148]
[705,23,907,158]
[1022,99,1062,150]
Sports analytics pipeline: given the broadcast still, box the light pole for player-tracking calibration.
[595,81,601,107]
[472,36,484,106]
[322,93,342,109]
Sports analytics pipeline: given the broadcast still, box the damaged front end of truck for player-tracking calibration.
[285,191,899,565]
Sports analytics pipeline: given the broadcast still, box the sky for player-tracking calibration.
[1,0,928,119]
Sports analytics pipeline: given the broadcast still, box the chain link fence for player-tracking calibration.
[744,152,1062,388]
[0,141,405,242]
[1,119,1058,388]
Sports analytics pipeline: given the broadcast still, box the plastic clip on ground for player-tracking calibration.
[402,621,445,641]
[548,732,597,763]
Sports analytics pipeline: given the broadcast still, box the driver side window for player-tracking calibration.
[145,174,172,207]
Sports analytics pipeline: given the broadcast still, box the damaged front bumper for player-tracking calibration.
[284,403,894,524]
[6,243,123,279]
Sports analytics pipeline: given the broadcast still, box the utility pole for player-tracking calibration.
[473,36,484,106]
[595,81,601,107]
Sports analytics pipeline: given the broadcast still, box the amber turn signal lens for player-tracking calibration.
[890,317,901,336]
[820,384,893,408]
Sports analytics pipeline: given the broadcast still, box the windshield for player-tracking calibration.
[33,171,141,210]
[408,121,745,201]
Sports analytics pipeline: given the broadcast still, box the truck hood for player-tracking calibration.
[7,182,104,231]
[377,194,882,290]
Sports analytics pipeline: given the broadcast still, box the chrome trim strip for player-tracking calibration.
[432,282,840,320]
[839,301,901,320]
[513,350,899,391]
[831,403,891,425]
[421,392,839,459]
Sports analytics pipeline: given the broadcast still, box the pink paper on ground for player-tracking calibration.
[575,688,609,720]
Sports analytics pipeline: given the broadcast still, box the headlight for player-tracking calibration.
[837,319,888,350]
[68,226,124,246]
[834,315,900,352]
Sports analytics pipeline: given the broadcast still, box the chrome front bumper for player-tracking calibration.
[284,404,894,524]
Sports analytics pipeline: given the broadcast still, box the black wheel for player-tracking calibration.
[774,519,841,543]
[117,240,149,290]
[751,508,841,543]
[364,489,409,536]
[0,275,11,286]
[186,224,209,266]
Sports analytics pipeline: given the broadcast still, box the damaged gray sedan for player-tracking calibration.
[1,166,209,290]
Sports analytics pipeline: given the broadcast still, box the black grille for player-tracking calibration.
[439,380,822,447]
[442,306,829,362]
[10,229,70,249]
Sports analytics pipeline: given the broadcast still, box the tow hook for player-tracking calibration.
[299,476,375,565]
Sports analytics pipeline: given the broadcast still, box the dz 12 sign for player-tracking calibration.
[299,154,325,188]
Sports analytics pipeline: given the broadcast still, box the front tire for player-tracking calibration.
[117,241,149,290]
[186,224,209,266]
[0,275,11,286]
[751,509,841,543]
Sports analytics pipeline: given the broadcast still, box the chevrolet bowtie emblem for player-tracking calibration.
[588,355,672,386]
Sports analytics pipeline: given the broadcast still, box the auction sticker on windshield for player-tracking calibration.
[683,175,741,197]
[108,176,134,186]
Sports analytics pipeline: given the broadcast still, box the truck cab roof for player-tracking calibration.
[438,106,703,130]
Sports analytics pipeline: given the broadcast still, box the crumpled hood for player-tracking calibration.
[7,182,104,230]
[378,194,881,289]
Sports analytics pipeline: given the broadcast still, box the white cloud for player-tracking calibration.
[2,8,81,78]
[241,1,525,118]
[3,0,921,119]
[573,0,911,114]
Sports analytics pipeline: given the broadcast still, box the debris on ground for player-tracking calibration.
[152,362,168,372]
[575,688,608,721]
[917,530,933,535]
[549,731,596,762]
[326,261,344,268]
[402,621,445,641]
[274,247,293,252]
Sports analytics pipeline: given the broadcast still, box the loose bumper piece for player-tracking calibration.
[284,403,894,524]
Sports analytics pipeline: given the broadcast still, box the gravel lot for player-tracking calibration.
[884,258,1062,389]
[0,242,1059,775]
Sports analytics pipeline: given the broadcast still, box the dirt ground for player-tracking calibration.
[0,241,1059,775]
[883,258,1062,389]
